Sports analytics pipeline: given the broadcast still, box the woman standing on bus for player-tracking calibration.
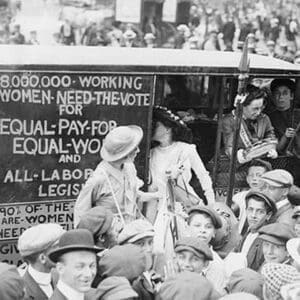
[147,106,215,220]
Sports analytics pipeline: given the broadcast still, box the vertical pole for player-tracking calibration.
[212,78,226,187]
[144,75,157,191]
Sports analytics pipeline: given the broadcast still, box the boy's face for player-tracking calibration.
[189,213,216,244]
[246,198,269,230]
[246,166,266,190]
[273,85,293,111]
[262,241,288,264]
[175,250,208,273]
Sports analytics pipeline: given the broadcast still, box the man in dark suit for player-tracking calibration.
[18,223,65,300]
[48,229,103,300]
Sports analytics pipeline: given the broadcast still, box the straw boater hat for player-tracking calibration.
[48,229,103,263]
[100,125,143,162]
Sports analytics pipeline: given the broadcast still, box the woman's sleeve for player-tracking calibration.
[188,144,215,205]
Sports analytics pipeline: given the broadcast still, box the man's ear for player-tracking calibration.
[39,253,47,264]
[203,260,209,269]
[56,262,64,275]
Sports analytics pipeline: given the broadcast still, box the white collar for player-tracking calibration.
[28,265,51,286]
[276,198,289,210]
[57,280,85,300]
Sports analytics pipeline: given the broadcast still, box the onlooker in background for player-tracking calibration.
[0,263,25,300]
[18,223,65,300]
[266,40,276,57]
[60,19,75,45]
[48,229,103,300]
[9,24,25,44]
[144,33,156,48]
[202,30,220,51]
[222,14,236,50]
[81,22,99,46]
[260,169,295,227]
[261,263,300,300]
[235,191,277,271]
[122,29,137,47]
[27,30,39,45]
[232,159,272,235]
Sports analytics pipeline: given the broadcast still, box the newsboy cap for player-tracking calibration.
[260,169,294,188]
[245,191,277,214]
[118,219,155,245]
[175,236,213,261]
[258,223,296,246]
[188,205,222,229]
[18,223,65,257]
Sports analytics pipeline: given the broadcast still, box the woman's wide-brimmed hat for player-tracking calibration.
[100,125,143,162]
[48,229,104,263]
[153,106,188,129]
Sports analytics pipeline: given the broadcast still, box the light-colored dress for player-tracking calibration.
[149,141,215,206]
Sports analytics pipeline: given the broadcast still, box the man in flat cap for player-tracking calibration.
[236,191,277,271]
[48,229,103,300]
[260,169,294,227]
[18,223,65,300]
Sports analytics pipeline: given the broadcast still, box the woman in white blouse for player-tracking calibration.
[147,106,215,221]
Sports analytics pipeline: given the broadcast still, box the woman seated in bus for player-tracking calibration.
[222,85,278,164]
[146,106,215,221]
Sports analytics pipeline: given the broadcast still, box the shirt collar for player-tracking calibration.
[101,161,125,183]
[57,280,84,300]
[28,265,51,286]
[276,198,289,210]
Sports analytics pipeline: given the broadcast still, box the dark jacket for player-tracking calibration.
[271,202,294,227]
[236,234,264,272]
[23,269,57,300]
[49,288,67,300]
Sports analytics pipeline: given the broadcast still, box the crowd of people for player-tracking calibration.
[1,0,300,64]
[2,83,300,299]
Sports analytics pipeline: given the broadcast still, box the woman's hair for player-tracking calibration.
[243,84,267,107]
[153,106,193,143]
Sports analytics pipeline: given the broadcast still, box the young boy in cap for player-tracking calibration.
[232,159,272,234]
[258,222,296,270]
[236,191,277,271]
[260,169,294,227]
[18,223,65,300]
[187,205,227,295]
[48,229,103,300]
[174,236,213,274]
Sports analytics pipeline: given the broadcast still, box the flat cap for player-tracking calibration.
[77,206,113,237]
[258,223,296,246]
[18,223,65,257]
[118,219,154,245]
[260,169,294,188]
[227,268,263,299]
[245,191,277,214]
[156,271,219,300]
[188,205,222,229]
[175,236,213,260]
[98,244,146,282]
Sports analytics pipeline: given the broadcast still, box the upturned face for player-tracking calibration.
[273,86,293,111]
[152,121,171,142]
[246,198,269,229]
[262,241,288,263]
[189,213,216,244]
[243,98,264,120]
[175,250,208,273]
[57,251,97,293]
[246,166,267,190]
